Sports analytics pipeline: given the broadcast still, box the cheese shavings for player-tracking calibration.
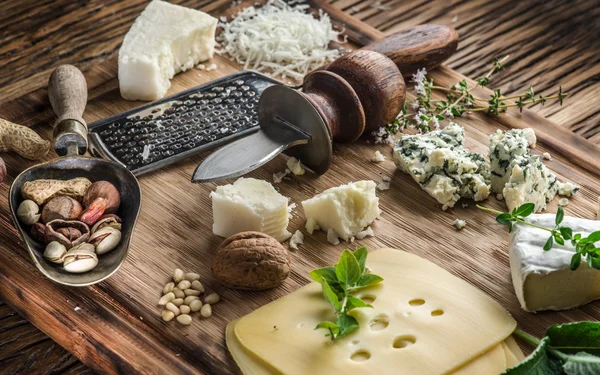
[453,219,466,230]
[289,230,304,250]
[371,150,386,163]
[217,0,344,80]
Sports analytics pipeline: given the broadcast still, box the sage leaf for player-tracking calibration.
[336,249,361,286]
[546,322,600,356]
[320,278,341,312]
[502,337,562,375]
[563,352,600,375]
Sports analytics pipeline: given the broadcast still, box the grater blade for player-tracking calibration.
[88,71,280,175]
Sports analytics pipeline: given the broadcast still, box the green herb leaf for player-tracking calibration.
[310,266,337,285]
[336,314,359,339]
[562,352,600,374]
[497,213,513,226]
[315,321,339,337]
[560,227,573,240]
[503,337,563,375]
[357,274,384,288]
[555,234,565,246]
[336,250,361,286]
[346,295,372,310]
[544,236,554,251]
[546,322,600,356]
[353,247,368,275]
[516,203,536,217]
[320,278,341,312]
[587,231,600,244]
[556,206,565,225]
[570,253,582,270]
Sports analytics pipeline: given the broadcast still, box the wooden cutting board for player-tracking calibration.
[1,3,600,375]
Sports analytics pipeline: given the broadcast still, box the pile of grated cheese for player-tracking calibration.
[217,0,344,80]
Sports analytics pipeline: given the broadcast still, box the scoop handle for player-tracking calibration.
[48,65,88,156]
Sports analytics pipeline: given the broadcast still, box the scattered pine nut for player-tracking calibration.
[163,282,174,295]
[173,269,184,283]
[200,303,212,318]
[171,298,184,306]
[166,302,180,316]
[180,305,191,314]
[205,293,220,305]
[184,296,199,305]
[189,300,203,312]
[177,314,192,325]
[191,280,205,292]
[185,273,201,281]
[184,289,201,297]
[178,280,191,290]
[161,310,175,322]
[173,288,185,299]
[158,292,175,306]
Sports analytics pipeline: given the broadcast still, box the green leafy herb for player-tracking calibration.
[507,323,600,374]
[310,247,383,341]
[477,203,600,270]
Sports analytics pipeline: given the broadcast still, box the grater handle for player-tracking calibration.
[48,65,88,157]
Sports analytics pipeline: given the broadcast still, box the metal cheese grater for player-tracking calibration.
[88,71,280,175]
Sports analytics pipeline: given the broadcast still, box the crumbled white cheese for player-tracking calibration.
[273,169,290,184]
[558,198,569,207]
[289,230,304,250]
[557,181,579,197]
[305,217,320,234]
[376,181,390,191]
[286,157,305,176]
[542,152,552,161]
[453,219,466,230]
[217,0,343,80]
[196,64,206,70]
[206,63,217,71]
[381,176,391,182]
[327,228,340,245]
[74,306,81,312]
[371,150,386,163]
[349,237,355,243]
[355,226,374,240]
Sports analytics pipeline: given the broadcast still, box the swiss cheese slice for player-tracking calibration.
[229,248,516,375]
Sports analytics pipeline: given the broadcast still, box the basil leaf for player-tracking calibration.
[587,231,600,244]
[544,236,554,251]
[560,227,573,240]
[357,274,384,288]
[516,203,536,217]
[315,321,339,337]
[320,278,341,312]
[556,206,564,225]
[336,314,359,339]
[562,352,600,374]
[346,295,373,311]
[502,337,562,375]
[353,247,368,274]
[546,322,600,356]
[309,266,337,285]
[336,249,361,286]
[570,253,582,270]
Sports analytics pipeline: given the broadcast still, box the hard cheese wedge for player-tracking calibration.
[227,248,517,375]
[510,214,600,312]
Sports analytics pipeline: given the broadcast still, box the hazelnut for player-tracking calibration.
[212,231,291,290]
[79,181,120,226]
[41,196,82,223]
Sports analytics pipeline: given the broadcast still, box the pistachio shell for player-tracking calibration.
[43,241,67,264]
[89,227,121,255]
[63,244,98,273]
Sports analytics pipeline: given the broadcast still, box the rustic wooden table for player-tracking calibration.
[1,0,598,374]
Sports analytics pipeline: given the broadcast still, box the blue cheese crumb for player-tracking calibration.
[453,219,466,230]
[558,198,569,207]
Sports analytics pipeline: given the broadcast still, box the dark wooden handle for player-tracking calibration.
[48,64,88,129]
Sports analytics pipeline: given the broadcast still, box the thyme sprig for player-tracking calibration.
[477,203,600,270]
[310,247,383,340]
[383,56,568,135]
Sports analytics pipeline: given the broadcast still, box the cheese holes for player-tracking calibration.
[431,309,444,316]
[408,298,425,306]
[350,350,371,362]
[369,315,389,331]
[360,294,376,304]
[393,335,417,349]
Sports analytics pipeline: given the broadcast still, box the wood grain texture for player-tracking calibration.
[1,0,599,374]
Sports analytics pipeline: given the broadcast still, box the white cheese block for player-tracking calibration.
[118,0,217,101]
[510,214,600,312]
[489,128,536,193]
[302,181,380,241]
[210,178,292,242]
[393,123,490,210]
[227,248,517,375]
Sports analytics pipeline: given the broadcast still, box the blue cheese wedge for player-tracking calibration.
[510,214,600,312]
[118,0,217,101]
[489,128,578,212]
[393,123,490,210]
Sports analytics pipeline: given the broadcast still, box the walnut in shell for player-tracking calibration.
[212,231,291,290]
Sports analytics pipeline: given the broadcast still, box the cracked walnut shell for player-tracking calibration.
[212,231,291,290]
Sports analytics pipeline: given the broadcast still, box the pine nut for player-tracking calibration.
[184,289,200,297]
[185,272,200,281]
[184,296,199,305]
[205,293,220,305]
[177,314,192,326]
[191,280,205,292]
[200,303,212,318]
[158,292,175,306]
[166,302,180,316]
[161,310,175,322]
[173,288,185,299]
[173,269,184,283]
[172,298,184,306]
[189,300,203,312]
[162,282,174,295]
[178,280,191,290]
[180,305,191,314]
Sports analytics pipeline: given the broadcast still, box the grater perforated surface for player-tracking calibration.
[88,71,280,175]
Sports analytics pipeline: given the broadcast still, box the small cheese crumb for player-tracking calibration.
[496,193,504,200]
[273,169,290,184]
[286,157,305,175]
[349,237,355,243]
[289,230,304,250]
[206,63,217,71]
[558,181,579,197]
[74,306,81,312]
[196,64,206,70]
[305,217,320,234]
[327,228,340,245]
[356,226,374,240]
[376,181,390,191]
[382,176,391,182]
[461,203,469,208]
[371,150,386,163]
[542,152,552,161]
[558,198,569,207]
[453,219,466,230]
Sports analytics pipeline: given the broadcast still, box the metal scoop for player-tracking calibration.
[8,65,142,287]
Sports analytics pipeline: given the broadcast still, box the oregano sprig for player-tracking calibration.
[310,247,383,340]
[477,203,600,270]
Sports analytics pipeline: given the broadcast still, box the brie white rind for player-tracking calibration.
[210,178,292,242]
[510,214,600,312]
[302,181,379,241]
[118,0,217,101]
[393,123,490,210]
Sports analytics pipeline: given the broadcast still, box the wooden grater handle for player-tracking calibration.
[48,65,88,156]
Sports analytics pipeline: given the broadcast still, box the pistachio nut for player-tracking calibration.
[17,200,41,225]
[91,214,122,234]
[43,241,67,264]
[89,227,121,255]
[44,219,90,249]
[63,243,98,273]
